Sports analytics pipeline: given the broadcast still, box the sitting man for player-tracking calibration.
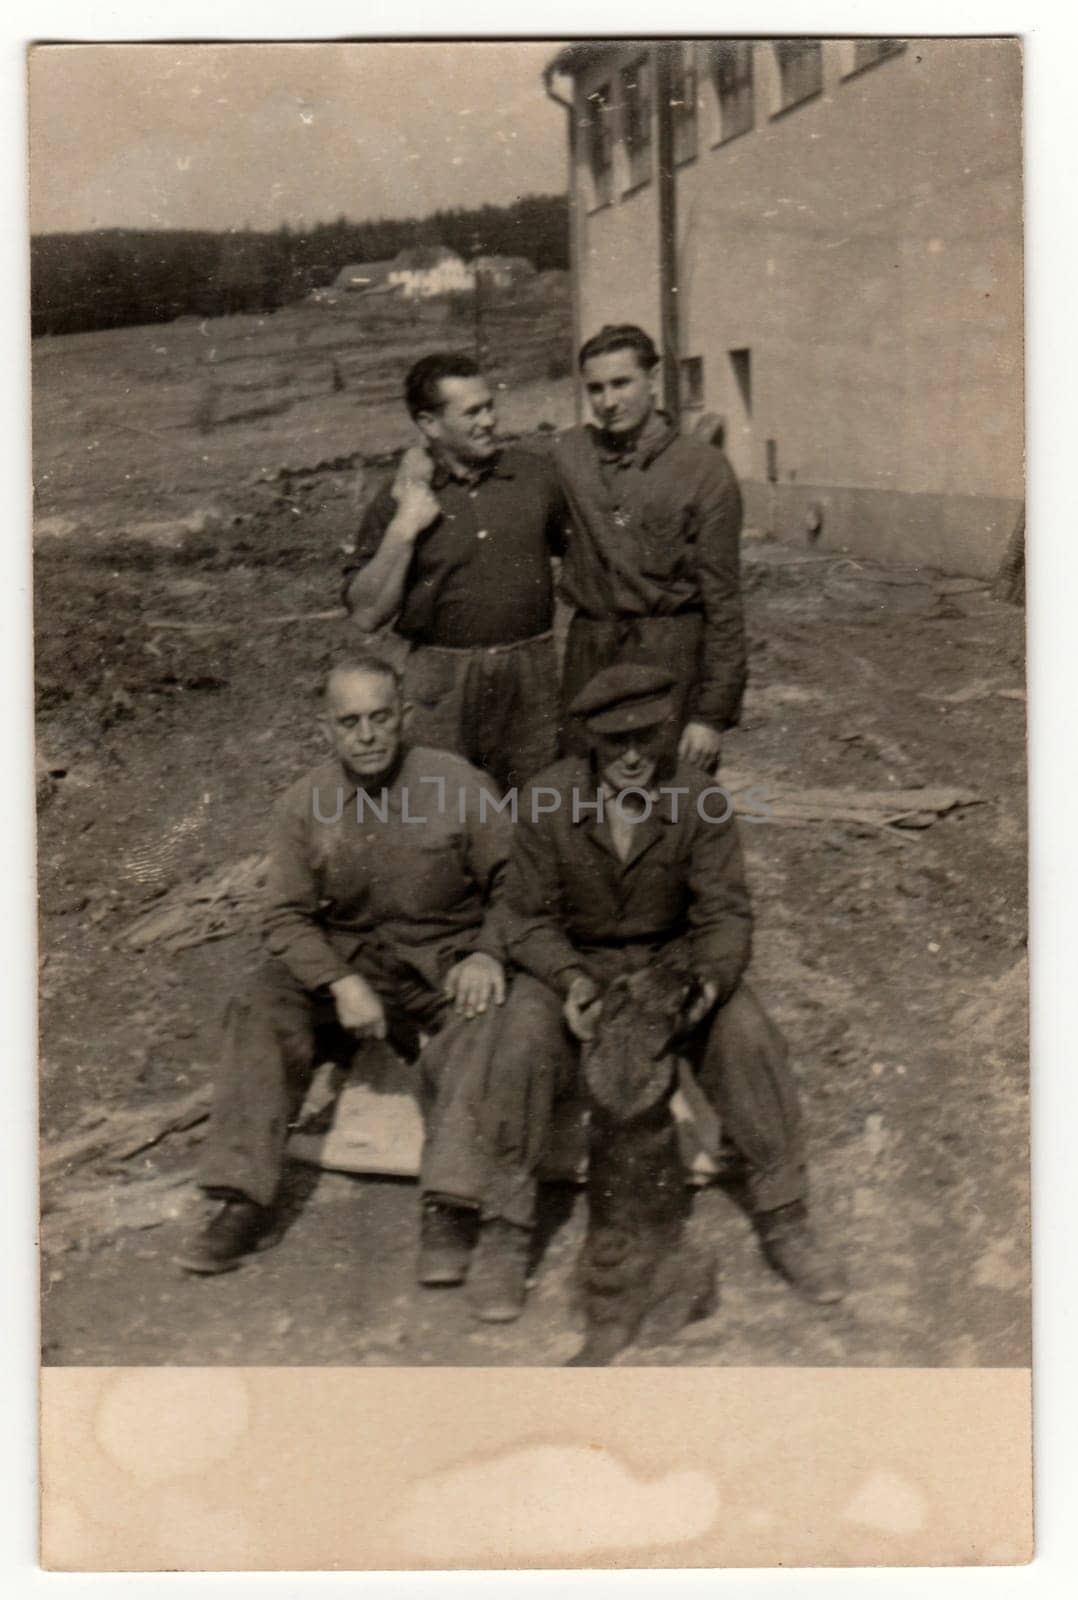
[420,662,845,1322]
[180,651,513,1280]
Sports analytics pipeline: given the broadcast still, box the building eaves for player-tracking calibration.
[544,41,633,81]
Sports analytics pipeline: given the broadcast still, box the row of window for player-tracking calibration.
[679,349,751,415]
[585,38,904,207]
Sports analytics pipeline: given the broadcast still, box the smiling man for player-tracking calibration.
[553,324,747,771]
[343,351,567,791]
[181,653,514,1281]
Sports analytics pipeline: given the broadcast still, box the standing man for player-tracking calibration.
[553,324,747,769]
[343,351,567,792]
[179,653,513,1283]
[420,664,845,1324]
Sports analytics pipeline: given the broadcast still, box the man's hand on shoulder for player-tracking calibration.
[678,720,722,772]
[330,973,387,1039]
[564,973,602,1042]
[683,980,719,1033]
[390,445,441,538]
[443,952,506,1019]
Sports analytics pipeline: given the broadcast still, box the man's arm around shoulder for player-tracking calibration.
[343,449,441,629]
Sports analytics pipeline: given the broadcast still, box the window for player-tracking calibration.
[851,38,905,73]
[670,45,698,165]
[620,57,653,189]
[710,41,754,142]
[773,39,823,113]
[680,356,704,410]
[729,348,752,415]
[585,82,614,208]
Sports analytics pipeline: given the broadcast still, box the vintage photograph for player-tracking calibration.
[32,38,1027,1377]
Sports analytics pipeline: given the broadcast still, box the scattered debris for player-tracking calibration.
[34,514,82,541]
[41,1170,194,1254]
[835,729,925,784]
[743,546,989,616]
[923,678,1025,706]
[121,852,267,951]
[40,1085,210,1185]
[145,608,344,632]
[119,794,221,898]
[724,770,983,831]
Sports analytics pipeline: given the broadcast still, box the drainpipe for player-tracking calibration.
[543,64,584,423]
[654,42,681,424]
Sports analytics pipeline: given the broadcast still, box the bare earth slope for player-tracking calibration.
[34,295,1028,1367]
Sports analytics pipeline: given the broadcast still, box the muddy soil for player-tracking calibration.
[34,307,1029,1368]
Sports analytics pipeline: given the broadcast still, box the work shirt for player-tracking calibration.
[346,444,567,649]
[551,414,747,729]
[262,746,510,994]
[500,756,753,1003]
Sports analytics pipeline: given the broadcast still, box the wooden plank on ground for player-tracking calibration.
[40,1087,210,1184]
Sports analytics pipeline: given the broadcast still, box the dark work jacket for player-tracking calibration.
[262,747,509,994]
[550,416,747,730]
[501,756,753,1003]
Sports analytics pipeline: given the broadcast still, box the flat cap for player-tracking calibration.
[570,663,679,734]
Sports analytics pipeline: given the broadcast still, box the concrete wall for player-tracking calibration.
[567,39,1024,576]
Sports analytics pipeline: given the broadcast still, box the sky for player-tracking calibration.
[28,42,569,234]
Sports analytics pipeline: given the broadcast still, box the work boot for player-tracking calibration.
[417,1196,477,1286]
[756,1201,846,1305]
[466,1218,532,1322]
[178,1193,271,1275]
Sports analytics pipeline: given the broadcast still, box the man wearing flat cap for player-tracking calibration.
[419,662,844,1323]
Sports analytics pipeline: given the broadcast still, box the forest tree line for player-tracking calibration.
[31,194,569,337]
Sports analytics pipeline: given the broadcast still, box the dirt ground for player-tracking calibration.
[34,295,1029,1368]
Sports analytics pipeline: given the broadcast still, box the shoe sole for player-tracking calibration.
[176,1252,245,1275]
[417,1250,471,1287]
[177,1229,279,1277]
[467,1301,526,1323]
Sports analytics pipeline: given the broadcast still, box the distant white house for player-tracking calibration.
[473,254,535,289]
[387,246,474,299]
[332,259,397,293]
[315,246,498,306]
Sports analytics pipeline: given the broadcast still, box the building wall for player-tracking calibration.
[567,39,1024,576]
[570,51,663,345]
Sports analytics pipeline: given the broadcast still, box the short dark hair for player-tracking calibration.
[322,652,402,701]
[404,351,481,419]
[578,324,660,373]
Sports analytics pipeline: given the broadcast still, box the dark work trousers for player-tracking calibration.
[199,946,505,1211]
[402,631,559,793]
[419,954,808,1232]
[561,612,705,754]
